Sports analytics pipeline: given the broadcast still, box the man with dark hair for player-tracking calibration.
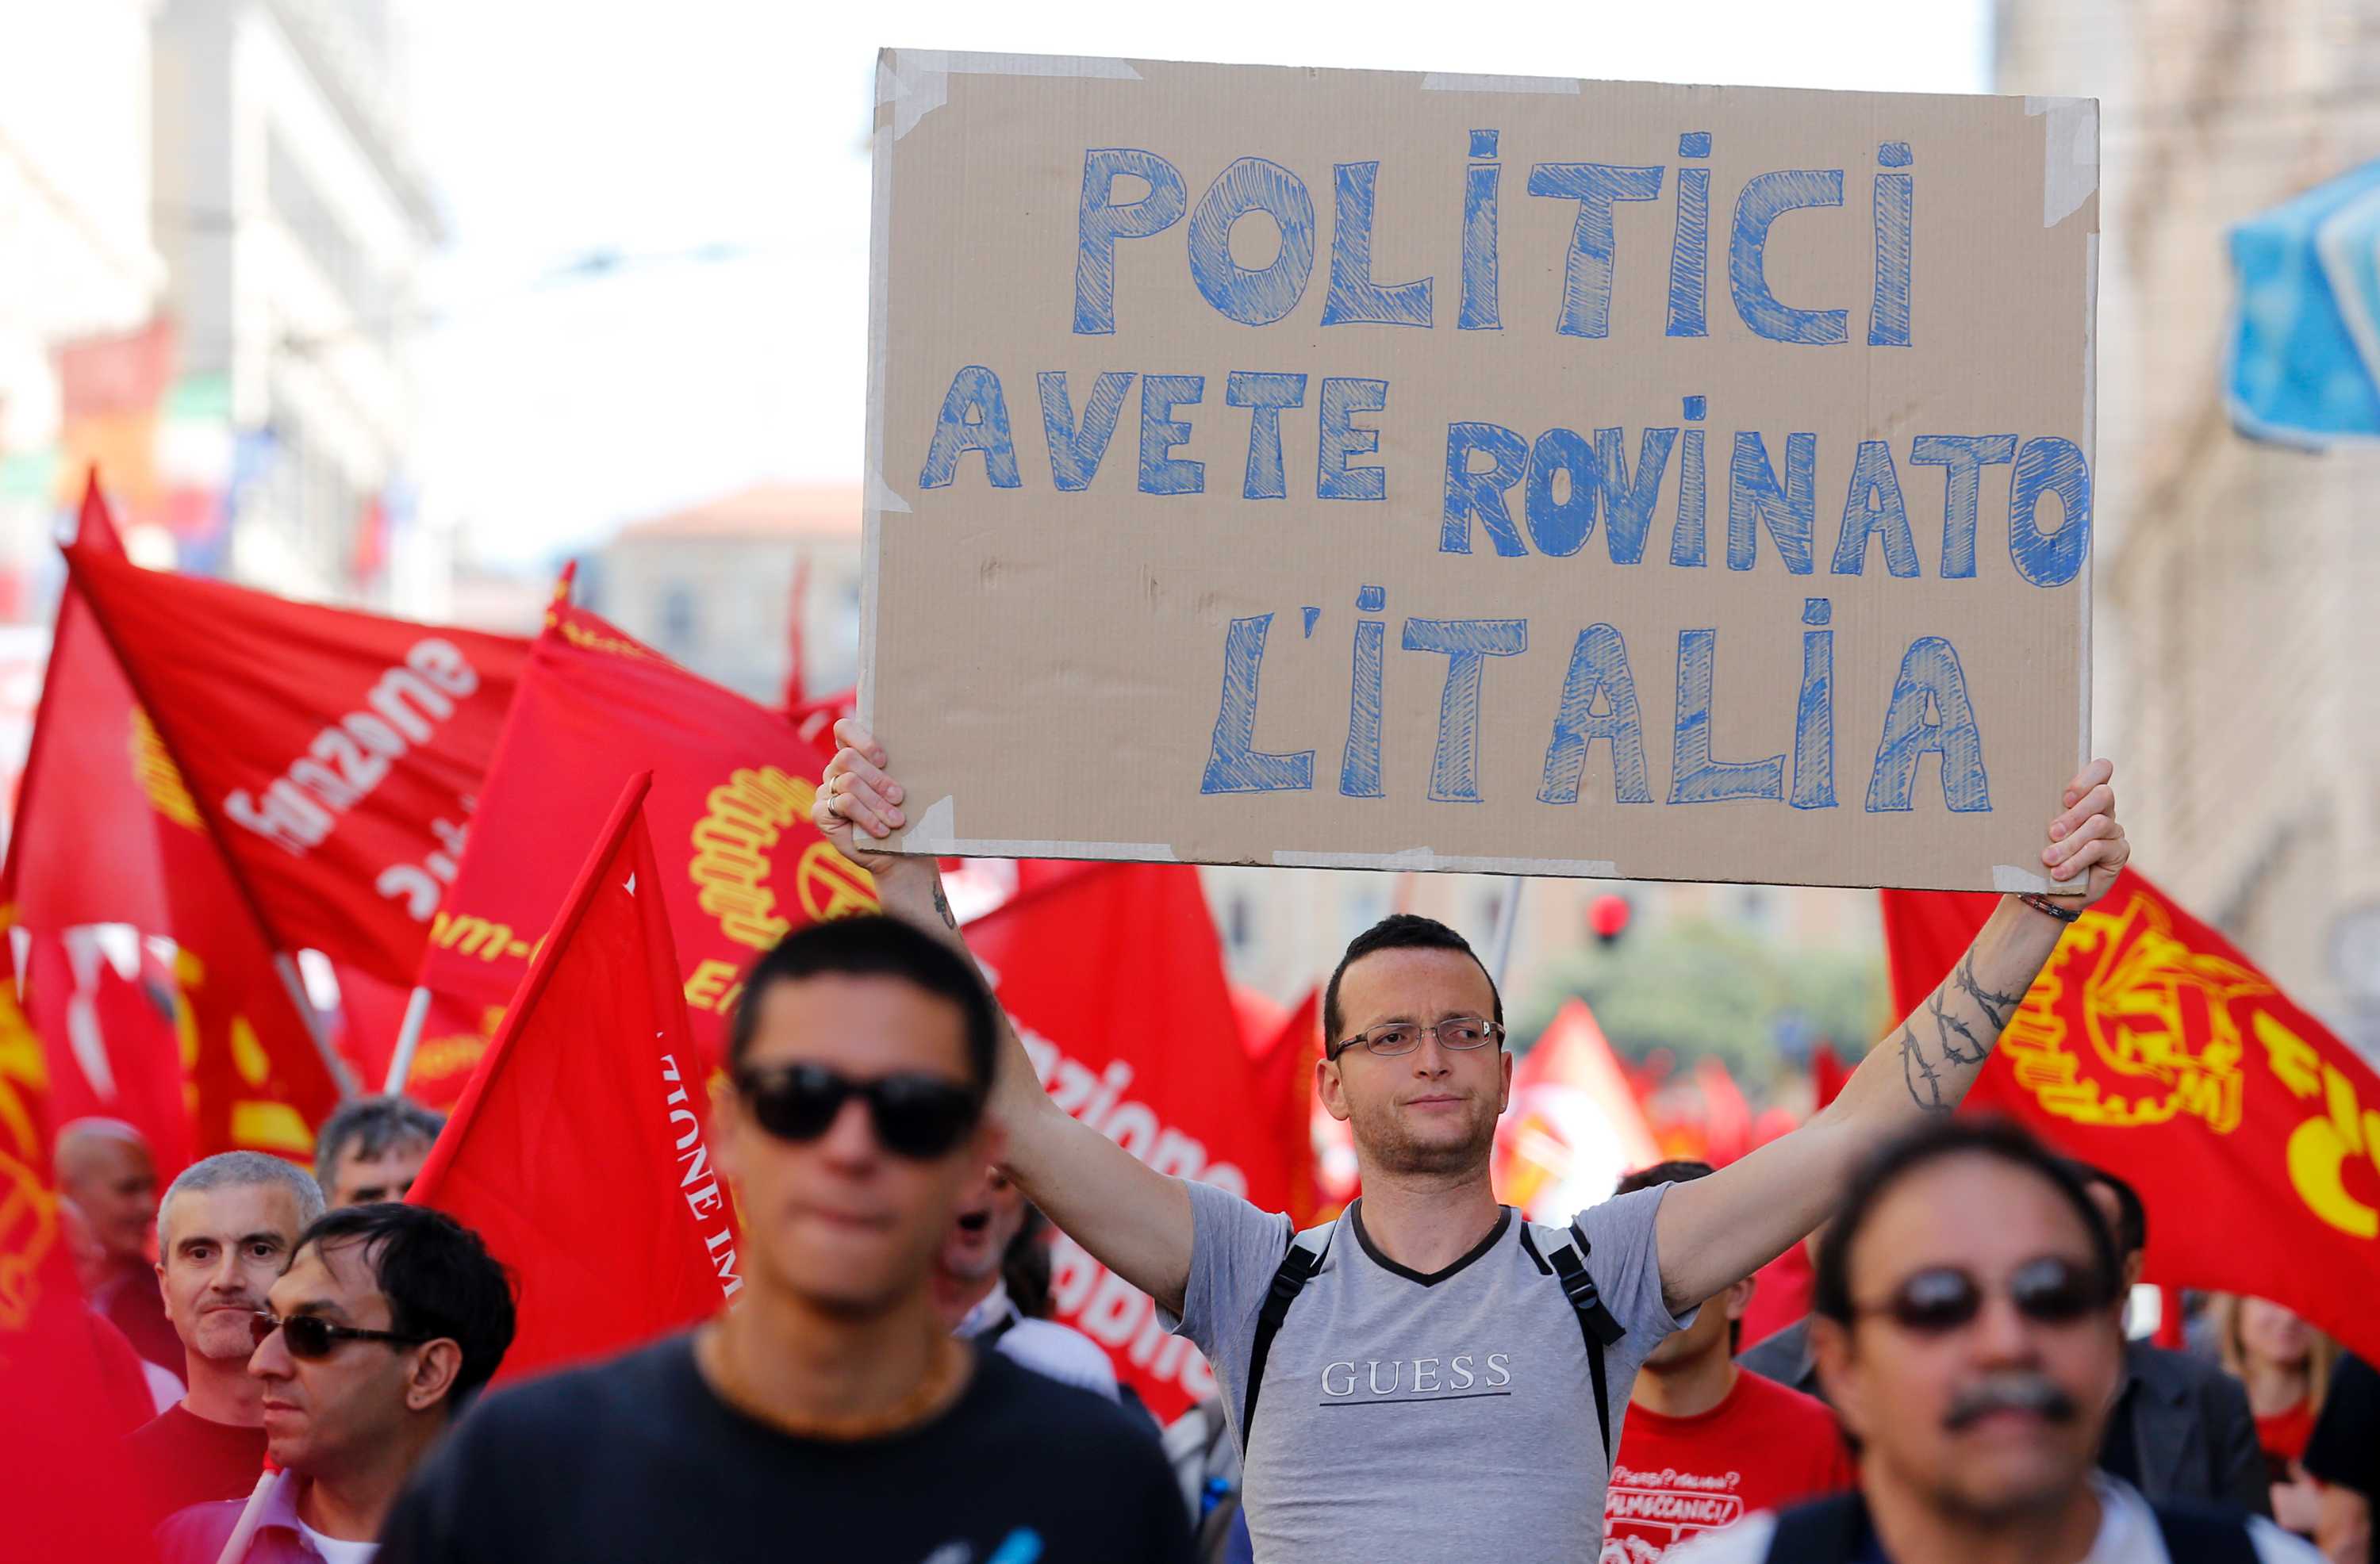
[1604,1160,1853,1559]
[2068,1162,2269,1517]
[314,1097,445,1209]
[816,720,2128,1560]
[156,1202,515,1563]
[1669,1120,2317,1564]
[378,913,1192,1563]
[127,1152,326,1525]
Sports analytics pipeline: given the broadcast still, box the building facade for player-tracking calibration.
[587,484,863,707]
[150,0,443,603]
[1997,0,2380,1052]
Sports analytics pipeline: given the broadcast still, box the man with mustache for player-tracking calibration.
[815,721,2130,1562]
[1668,1120,2320,1564]
[125,1152,325,1525]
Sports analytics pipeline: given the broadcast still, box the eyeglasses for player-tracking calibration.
[251,1310,432,1359]
[1329,1016,1505,1061]
[735,1063,983,1160]
[1852,1255,2115,1335]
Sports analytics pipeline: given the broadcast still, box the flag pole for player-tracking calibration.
[384,983,432,1095]
[273,953,358,1099]
[1488,876,1527,990]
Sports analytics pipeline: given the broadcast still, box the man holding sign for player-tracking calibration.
[815,724,2125,1562]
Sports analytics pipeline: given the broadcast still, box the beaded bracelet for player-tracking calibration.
[2018,891,2082,924]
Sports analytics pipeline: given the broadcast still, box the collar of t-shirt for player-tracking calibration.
[294,1517,378,1564]
[1853,1474,2154,1563]
[1622,1370,1751,1436]
[953,1280,1019,1340]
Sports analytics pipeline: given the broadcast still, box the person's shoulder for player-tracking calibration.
[968,1351,1157,1456]
[152,1497,243,1562]
[461,1333,701,1446]
[999,1318,1120,1396]
[121,1402,183,1455]
[1661,1511,1778,1563]
[1182,1175,1292,1239]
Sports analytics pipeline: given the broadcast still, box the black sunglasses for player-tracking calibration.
[735,1063,983,1160]
[251,1310,432,1359]
[1855,1255,2114,1335]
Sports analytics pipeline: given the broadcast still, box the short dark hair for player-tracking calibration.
[727,914,999,1089]
[1616,1160,1736,1351]
[294,1204,516,1409]
[2069,1160,2147,1258]
[1323,914,1503,1046]
[1811,1118,2121,1327]
[315,1096,445,1190]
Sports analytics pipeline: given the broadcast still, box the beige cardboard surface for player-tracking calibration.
[863,49,2097,892]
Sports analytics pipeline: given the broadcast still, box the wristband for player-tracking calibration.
[2018,891,2082,924]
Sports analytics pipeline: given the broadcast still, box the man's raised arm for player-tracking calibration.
[811,719,1196,1317]
[1650,759,2129,1314]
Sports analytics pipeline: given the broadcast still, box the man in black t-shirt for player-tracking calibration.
[379,915,1190,1564]
[2306,1354,2378,1563]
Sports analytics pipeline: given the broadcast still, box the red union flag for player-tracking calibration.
[406,774,741,1382]
[6,482,341,1159]
[964,862,1317,1421]
[410,588,876,1089]
[60,505,528,985]
[1883,872,2380,1366]
[1492,998,1660,1221]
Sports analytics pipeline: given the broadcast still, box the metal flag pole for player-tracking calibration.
[1488,876,1527,990]
[272,952,359,1100]
[383,983,434,1096]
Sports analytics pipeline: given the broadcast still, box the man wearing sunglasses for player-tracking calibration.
[814,720,2130,1562]
[1668,1120,2320,1564]
[377,914,1193,1564]
[155,1202,514,1564]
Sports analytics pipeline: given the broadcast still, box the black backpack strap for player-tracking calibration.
[1529,1221,1629,1464]
[1240,1219,1336,1451]
[2151,1502,2260,1564]
[1763,1493,1871,1564]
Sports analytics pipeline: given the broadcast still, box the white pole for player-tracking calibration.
[272,952,358,1100]
[383,984,433,1097]
[214,1468,282,1564]
[1488,876,1527,990]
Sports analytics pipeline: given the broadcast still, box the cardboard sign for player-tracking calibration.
[862,51,2098,891]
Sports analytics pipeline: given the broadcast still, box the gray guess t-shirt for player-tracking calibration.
[1172,1180,1689,1563]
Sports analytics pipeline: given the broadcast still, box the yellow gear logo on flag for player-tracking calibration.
[687,767,877,953]
[2000,891,2258,1134]
[0,960,58,1333]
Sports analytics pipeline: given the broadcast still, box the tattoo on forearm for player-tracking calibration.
[931,880,958,933]
[1899,1027,1951,1114]
[1928,991,1990,1067]
[1952,956,2025,1034]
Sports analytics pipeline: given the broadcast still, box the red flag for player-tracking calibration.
[23,931,191,1183]
[5,481,343,1159]
[406,774,741,1382]
[1882,872,2380,1367]
[0,940,161,1562]
[1493,999,1661,1220]
[1810,1041,1852,1111]
[965,863,1315,1422]
[60,504,529,984]
[412,591,875,1089]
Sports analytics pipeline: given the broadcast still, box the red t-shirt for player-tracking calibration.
[124,1402,271,1527]
[2256,1400,2316,1466]
[1603,1369,1856,1562]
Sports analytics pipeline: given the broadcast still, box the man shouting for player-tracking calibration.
[816,720,2126,1562]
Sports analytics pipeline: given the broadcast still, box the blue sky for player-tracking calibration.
[405,0,1990,569]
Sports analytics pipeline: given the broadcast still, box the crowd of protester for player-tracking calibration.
[48,730,2380,1563]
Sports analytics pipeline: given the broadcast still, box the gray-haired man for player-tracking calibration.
[125,1152,324,1524]
[315,1096,443,1209]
